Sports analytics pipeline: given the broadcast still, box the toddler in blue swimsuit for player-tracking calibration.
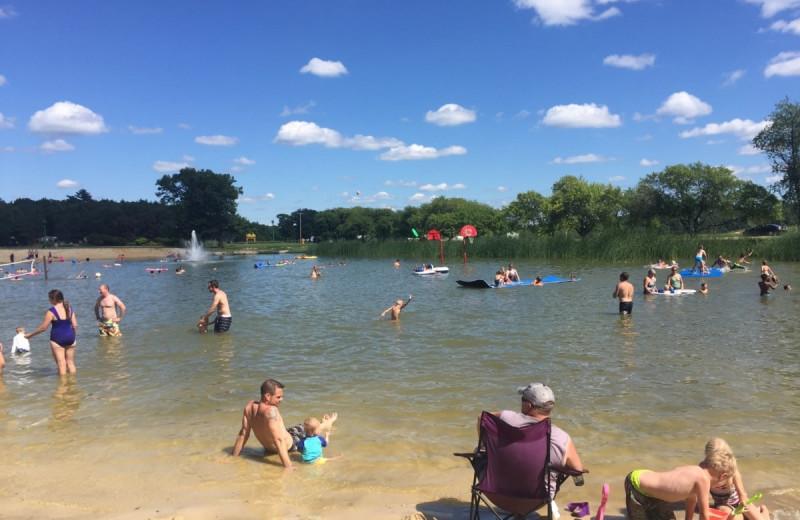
[297,415,342,464]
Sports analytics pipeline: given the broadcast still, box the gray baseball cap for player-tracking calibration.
[517,383,555,407]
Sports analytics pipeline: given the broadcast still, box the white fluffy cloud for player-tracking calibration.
[541,103,621,128]
[380,144,467,161]
[153,160,191,172]
[41,139,75,152]
[640,158,659,166]
[274,121,343,147]
[603,53,655,70]
[425,104,477,126]
[234,156,256,165]
[513,0,621,25]
[409,193,437,203]
[195,135,238,146]
[57,179,80,189]
[300,58,348,77]
[770,18,800,34]
[0,75,6,86]
[28,101,108,136]
[656,92,712,124]
[550,153,615,164]
[679,118,768,140]
[418,183,468,192]
[764,51,800,77]
[343,135,404,150]
[274,121,459,161]
[745,0,800,17]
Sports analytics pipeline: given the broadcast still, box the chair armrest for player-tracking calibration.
[551,465,588,476]
[552,465,589,486]
[453,452,476,459]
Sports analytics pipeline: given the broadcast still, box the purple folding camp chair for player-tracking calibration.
[455,412,588,520]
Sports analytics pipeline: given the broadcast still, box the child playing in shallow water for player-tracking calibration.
[704,438,769,520]
[12,327,31,354]
[298,414,342,464]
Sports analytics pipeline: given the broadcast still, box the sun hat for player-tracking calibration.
[517,383,555,407]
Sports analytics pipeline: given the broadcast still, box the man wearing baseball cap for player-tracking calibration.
[487,383,585,496]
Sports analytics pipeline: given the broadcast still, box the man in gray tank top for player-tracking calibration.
[487,383,585,499]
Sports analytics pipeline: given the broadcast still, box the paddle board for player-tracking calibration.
[679,268,724,278]
[651,289,696,295]
[456,276,580,288]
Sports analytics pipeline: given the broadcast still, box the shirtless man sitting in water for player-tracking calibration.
[231,379,337,470]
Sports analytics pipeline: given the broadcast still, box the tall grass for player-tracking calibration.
[313,230,800,263]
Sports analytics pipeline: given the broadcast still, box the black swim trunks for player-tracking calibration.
[214,315,232,332]
[286,424,306,451]
[619,301,633,315]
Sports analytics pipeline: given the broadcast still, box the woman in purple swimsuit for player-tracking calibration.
[25,289,78,375]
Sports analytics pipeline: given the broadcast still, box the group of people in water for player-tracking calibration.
[613,247,792,315]
[493,263,546,286]
[0,275,231,375]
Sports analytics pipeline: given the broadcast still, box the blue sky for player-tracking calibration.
[1,0,799,225]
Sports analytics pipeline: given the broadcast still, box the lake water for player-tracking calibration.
[1,256,799,520]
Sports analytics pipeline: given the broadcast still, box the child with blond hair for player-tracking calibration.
[704,438,769,520]
[297,414,342,464]
[11,327,30,354]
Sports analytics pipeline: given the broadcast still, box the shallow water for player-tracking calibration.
[1,257,799,519]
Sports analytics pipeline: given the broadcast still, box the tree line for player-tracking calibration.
[2,99,798,247]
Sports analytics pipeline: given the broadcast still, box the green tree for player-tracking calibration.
[66,189,95,203]
[414,197,502,237]
[632,163,766,234]
[731,183,782,226]
[503,190,550,233]
[338,208,375,239]
[155,168,243,243]
[373,208,401,239]
[752,97,800,223]
[314,208,348,240]
[549,176,619,237]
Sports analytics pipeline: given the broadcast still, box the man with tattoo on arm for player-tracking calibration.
[231,379,337,470]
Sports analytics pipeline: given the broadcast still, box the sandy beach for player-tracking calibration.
[1,246,183,264]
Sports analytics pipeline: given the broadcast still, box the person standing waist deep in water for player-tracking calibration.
[201,279,232,332]
[613,272,634,315]
[25,289,78,375]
